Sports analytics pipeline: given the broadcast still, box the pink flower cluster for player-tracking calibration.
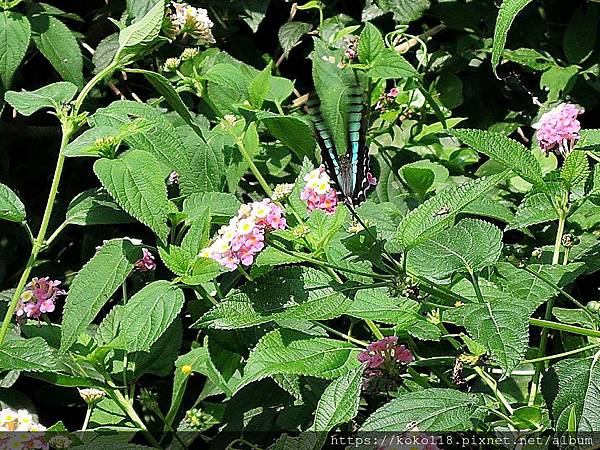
[358,336,413,390]
[135,248,156,272]
[201,199,286,270]
[300,166,338,214]
[15,277,65,322]
[533,103,583,156]
[375,87,399,111]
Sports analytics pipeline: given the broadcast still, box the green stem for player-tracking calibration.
[269,241,393,280]
[551,214,566,265]
[519,264,594,323]
[324,266,385,340]
[20,222,34,245]
[470,271,484,303]
[111,389,161,449]
[44,220,68,248]
[475,367,514,415]
[122,283,129,398]
[0,127,71,347]
[365,319,384,340]
[314,321,368,347]
[406,366,431,388]
[73,60,119,115]
[529,318,600,338]
[237,137,272,197]
[529,212,566,405]
[0,59,120,348]
[524,343,600,364]
[80,406,93,438]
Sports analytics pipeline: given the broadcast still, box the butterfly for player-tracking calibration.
[305,79,373,206]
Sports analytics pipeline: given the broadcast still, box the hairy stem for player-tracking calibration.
[0,60,120,347]
[0,127,71,346]
[529,212,566,405]
[237,136,272,197]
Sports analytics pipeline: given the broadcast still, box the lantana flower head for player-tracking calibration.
[300,166,338,214]
[135,248,156,272]
[168,2,216,45]
[533,102,583,157]
[15,277,66,322]
[0,407,47,449]
[201,198,286,270]
[358,336,414,391]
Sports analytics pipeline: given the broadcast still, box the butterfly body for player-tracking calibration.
[306,83,372,206]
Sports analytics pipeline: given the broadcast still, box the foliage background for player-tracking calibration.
[1,0,600,447]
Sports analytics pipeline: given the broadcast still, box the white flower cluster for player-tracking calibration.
[170,2,216,45]
[0,408,45,432]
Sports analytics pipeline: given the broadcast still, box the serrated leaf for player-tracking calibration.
[0,336,57,372]
[544,354,600,433]
[0,11,30,92]
[117,1,163,56]
[62,126,122,157]
[496,262,585,310]
[451,129,543,186]
[507,192,558,230]
[60,239,140,352]
[408,218,503,279]
[366,0,430,24]
[278,22,311,58]
[0,182,25,222]
[166,346,232,427]
[561,150,589,190]
[367,48,417,79]
[184,192,240,222]
[127,69,196,132]
[94,150,170,243]
[358,22,384,65]
[491,0,534,75]
[29,13,83,87]
[5,82,78,116]
[255,111,316,160]
[396,172,507,250]
[194,267,352,329]
[237,328,360,393]
[90,101,223,195]
[306,207,348,250]
[115,281,184,352]
[361,388,480,431]
[66,189,133,226]
[248,62,272,109]
[311,366,363,432]
[347,287,419,327]
[445,284,535,374]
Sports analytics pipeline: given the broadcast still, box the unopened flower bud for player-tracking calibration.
[163,57,181,72]
[181,365,192,376]
[271,183,295,201]
[180,47,199,61]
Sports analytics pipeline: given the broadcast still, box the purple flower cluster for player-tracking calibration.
[358,336,414,390]
[201,199,286,270]
[15,277,66,322]
[533,103,583,156]
[135,248,156,272]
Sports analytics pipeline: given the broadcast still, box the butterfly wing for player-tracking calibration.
[306,93,343,189]
[346,84,371,205]
[306,80,372,205]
